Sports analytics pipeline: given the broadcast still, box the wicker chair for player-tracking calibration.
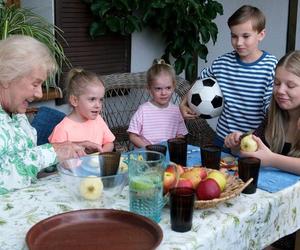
[101,72,216,152]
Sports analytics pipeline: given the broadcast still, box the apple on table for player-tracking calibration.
[180,167,207,189]
[196,178,221,200]
[163,171,177,194]
[207,170,227,191]
[174,178,193,189]
[165,164,185,176]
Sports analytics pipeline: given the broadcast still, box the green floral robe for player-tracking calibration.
[0,107,57,194]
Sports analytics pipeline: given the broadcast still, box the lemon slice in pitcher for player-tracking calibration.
[130,176,154,191]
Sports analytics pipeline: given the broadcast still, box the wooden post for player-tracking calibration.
[5,0,20,7]
[295,229,300,250]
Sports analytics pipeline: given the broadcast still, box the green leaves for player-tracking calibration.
[88,0,142,36]
[0,5,70,87]
[84,0,223,81]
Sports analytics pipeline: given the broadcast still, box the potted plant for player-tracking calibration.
[0,2,70,88]
[82,0,223,82]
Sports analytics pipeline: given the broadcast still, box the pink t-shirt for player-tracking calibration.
[127,101,188,144]
[48,115,115,146]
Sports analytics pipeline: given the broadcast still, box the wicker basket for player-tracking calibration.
[194,169,253,209]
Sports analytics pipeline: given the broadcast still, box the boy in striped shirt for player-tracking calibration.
[180,5,278,148]
[128,60,188,148]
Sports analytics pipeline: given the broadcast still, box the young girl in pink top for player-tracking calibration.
[49,68,115,152]
[128,60,188,148]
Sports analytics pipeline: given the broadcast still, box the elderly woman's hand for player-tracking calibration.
[52,141,102,162]
[76,141,103,154]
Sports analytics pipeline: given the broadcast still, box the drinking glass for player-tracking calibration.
[145,144,167,156]
[167,138,187,166]
[238,157,261,194]
[99,152,121,176]
[169,187,195,232]
[200,145,221,170]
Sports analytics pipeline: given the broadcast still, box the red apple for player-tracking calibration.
[174,178,194,189]
[199,167,208,180]
[165,164,184,176]
[207,170,227,191]
[196,179,221,200]
[180,167,207,189]
[163,171,176,194]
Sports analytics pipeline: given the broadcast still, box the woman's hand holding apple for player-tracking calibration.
[240,135,274,166]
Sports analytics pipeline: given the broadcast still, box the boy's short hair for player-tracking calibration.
[227,5,265,32]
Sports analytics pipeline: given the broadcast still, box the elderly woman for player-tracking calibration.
[0,35,101,194]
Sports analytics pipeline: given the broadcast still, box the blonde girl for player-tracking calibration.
[49,68,115,152]
[128,59,188,148]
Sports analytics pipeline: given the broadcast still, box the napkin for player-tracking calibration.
[186,145,201,166]
[183,145,300,193]
[257,167,300,193]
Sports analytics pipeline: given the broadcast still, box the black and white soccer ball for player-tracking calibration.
[187,77,224,119]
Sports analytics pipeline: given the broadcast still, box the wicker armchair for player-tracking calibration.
[101,72,216,152]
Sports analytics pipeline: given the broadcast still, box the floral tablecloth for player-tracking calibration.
[0,174,299,250]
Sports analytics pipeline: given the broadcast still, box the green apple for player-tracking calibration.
[240,134,258,152]
[79,176,103,200]
[207,170,227,191]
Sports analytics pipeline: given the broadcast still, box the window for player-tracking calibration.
[54,0,131,104]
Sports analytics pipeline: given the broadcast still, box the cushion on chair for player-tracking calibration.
[31,106,66,145]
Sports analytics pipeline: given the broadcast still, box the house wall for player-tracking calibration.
[22,0,296,129]
[297,1,300,49]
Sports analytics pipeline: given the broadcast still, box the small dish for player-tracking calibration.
[220,156,238,171]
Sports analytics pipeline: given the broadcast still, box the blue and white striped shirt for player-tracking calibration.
[200,51,277,140]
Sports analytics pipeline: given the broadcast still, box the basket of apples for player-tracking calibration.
[163,164,252,209]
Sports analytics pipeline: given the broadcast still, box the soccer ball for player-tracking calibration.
[187,77,224,119]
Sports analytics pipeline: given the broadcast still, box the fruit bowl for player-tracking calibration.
[194,168,252,209]
[57,154,128,201]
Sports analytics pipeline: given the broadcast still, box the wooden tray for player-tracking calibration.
[26,209,163,250]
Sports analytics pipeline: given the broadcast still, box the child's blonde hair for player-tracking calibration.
[146,59,176,88]
[266,50,300,157]
[227,5,266,33]
[65,68,104,100]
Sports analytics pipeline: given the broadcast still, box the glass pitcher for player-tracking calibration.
[127,150,177,223]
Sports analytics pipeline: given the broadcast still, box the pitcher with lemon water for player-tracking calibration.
[127,150,177,223]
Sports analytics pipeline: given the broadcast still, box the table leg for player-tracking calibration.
[295,229,300,250]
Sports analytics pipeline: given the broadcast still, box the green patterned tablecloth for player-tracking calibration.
[0,174,299,250]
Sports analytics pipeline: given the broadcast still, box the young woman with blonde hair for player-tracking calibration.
[225,50,300,175]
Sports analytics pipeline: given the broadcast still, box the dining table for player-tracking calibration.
[1,146,300,250]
